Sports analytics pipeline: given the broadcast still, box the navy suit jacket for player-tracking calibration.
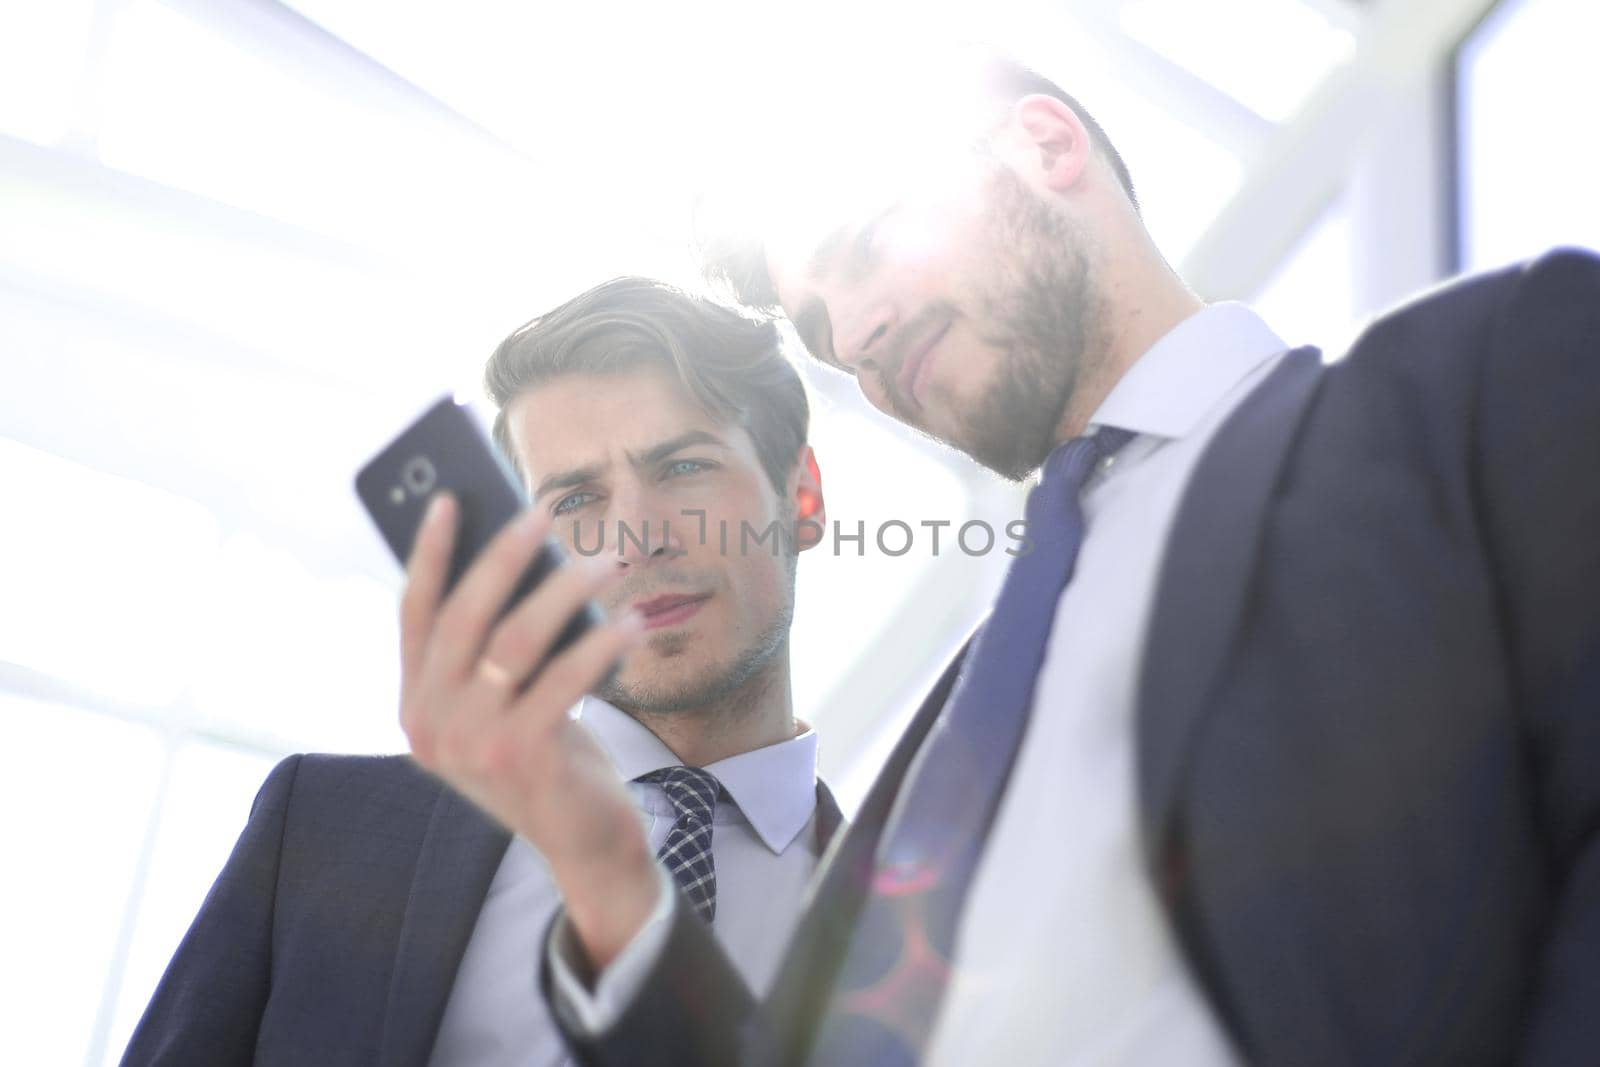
[121,755,512,1065]
[552,249,1600,1066]
[121,753,846,1064]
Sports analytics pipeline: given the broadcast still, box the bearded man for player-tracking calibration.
[525,56,1599,1067]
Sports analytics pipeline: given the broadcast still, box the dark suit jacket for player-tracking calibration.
[554,248,1600,1066]
[121,753,844,1065]
[120,755,511,1066]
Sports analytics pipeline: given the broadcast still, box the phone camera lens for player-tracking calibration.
[402,456,436,496]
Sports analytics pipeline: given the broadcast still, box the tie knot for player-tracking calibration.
[1040,426,1135,493]
[638,766,721,824]
[1025,427,1134,529]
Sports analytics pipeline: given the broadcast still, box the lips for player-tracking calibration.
[895,319,950,410]
[632,592,711,630]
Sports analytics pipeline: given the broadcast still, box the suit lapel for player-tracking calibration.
[756,633,974,1064]
[1137,346,1325,871]
[378,782,511,1067]
[813,780,845,854]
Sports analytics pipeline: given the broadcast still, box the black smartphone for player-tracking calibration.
[355,394,602,662]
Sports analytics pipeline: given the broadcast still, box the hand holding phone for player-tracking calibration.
[356,395,602,657]
[356,397,663,969]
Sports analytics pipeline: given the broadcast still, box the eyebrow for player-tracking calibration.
[532,464,600,502]
[633,429,728,466]
[531,429,730,501]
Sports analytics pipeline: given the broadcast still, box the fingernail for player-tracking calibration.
[425,493,453,525]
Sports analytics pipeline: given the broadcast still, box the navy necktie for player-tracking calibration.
[637,766,721,924]
[808,427,1135,1066]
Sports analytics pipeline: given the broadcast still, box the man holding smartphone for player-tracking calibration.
[123,277,837,1065]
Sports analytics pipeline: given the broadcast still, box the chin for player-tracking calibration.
[600,659,722,715]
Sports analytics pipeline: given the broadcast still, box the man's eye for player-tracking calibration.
[552,491,597,516]
[664,459,713,478]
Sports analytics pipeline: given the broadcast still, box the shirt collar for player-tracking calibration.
[1089,303,1287,441]
[576,696,820,857]
[577,695,682,780]
[705,724,819,856]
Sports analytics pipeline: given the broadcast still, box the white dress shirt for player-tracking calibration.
[427,695,825,1067]
[925,303,1288,1065]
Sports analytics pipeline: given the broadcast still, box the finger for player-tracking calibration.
[400,493,457,685]
[462,557,618,753]
[509,613,647,744]
[431,507,553,680]
[477,555,624,693]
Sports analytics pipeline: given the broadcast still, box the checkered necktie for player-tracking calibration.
[637,766,721,924]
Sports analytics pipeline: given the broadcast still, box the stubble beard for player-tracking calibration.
[596,544,798,721]
[959,166,1104,481]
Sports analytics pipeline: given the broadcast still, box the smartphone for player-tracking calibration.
[355,394,603,663]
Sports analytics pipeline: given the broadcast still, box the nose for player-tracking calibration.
[835,297,897,377]
[610,484,687,569]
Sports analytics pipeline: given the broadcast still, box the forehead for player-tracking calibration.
[504,365,751,477]
[756,88,1001,287]
[761,169,914,299]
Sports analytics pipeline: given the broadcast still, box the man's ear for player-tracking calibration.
[790,445,826,552]
[998,94,1093,193]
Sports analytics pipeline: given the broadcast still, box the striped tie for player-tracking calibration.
[637,766,721,924]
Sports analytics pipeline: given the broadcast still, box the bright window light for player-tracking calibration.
[0,437,220,706]
[1253,195,1358,357]
[189,533,404,755]
[0,0,95,146]
[1458,0,1600,269]
[95,0,526,258]
[0,694,165,1067]
[1120,0,1355,123]
[0,154,449,404]
[788,398,972,727]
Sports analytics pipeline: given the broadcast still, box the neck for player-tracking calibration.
[627,647,798,768]
[1055,241,1204,441]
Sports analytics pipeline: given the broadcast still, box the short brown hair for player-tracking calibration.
[699,55,1137,312]
[484,276,809,495]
